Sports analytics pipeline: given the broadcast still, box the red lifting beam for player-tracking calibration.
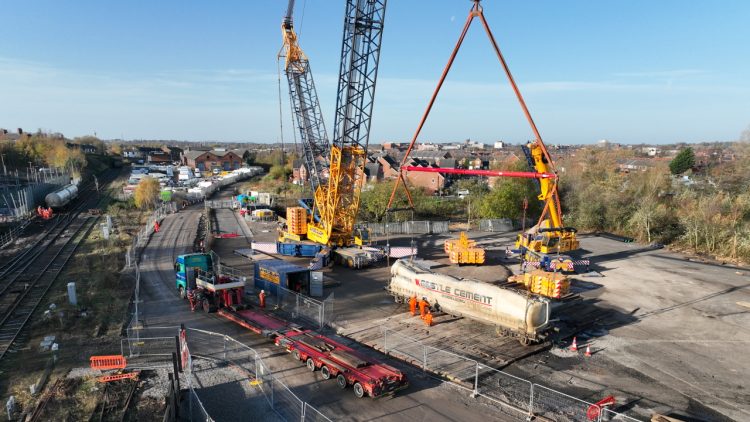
[402,166,556,180]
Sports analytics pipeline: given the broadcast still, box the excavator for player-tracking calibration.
[278,0,386,268]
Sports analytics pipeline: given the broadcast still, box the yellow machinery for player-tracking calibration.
[514,141,579,255]
[444,232,485,265]
[509,269,570,300]
[278,0,386,266]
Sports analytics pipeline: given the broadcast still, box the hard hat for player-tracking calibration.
[261,290,265,294]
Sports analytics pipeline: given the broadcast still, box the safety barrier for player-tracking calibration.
[360,220,450,235]
[182,327,332,422]
[382,328,643,421]
[478,218,514,232]
[249,280,333,329]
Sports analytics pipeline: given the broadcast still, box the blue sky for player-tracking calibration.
[1,0,748,144]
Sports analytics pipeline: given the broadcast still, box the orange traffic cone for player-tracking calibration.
[584,344,592,357]
[570,337,578,352]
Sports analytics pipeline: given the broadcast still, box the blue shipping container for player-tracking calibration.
[253,260,311,296]
[276,241,324,257]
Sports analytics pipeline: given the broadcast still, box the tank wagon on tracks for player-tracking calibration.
[45,184,78,209]
[388,259,551,345]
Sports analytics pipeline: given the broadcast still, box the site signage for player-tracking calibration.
[260,268,280,284]
[415,278,493,306]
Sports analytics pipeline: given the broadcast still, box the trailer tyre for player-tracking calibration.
[202,300,211,313]
[336,374,347,389]
[353,382,365,398]
[320,366,331,380]
[306,358,315,372]
[292,350,301,361]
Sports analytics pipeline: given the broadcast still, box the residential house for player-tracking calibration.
[161,145,184,162]
[403,158,445,194]
[617,158,652,173]
[147,151,172,164]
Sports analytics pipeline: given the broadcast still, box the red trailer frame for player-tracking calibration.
[275,329,408,398]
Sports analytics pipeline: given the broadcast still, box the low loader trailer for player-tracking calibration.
[275,329,408,398]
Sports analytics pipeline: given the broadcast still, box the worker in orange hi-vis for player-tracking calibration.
[408,295,417,316]
[419,297,429,319]
[259,290,266,309]
[154,221,160,233]
[424,310,433,327]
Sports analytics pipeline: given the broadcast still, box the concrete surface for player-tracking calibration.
[135,192,523,421]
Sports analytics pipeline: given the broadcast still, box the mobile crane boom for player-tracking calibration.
[281,0,330,198]
[307,0,387,247]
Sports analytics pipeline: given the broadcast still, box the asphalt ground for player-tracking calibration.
[136,197,524,421]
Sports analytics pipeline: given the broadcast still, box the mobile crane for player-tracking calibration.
[277,0,387,268]
[387,0,585,273]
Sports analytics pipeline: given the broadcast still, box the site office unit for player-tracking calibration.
[254,259,311,296]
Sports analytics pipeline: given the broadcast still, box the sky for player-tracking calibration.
[1,0,749,145]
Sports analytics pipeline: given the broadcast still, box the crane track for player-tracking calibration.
[0,171,119,363]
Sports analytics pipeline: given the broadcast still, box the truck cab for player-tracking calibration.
[175,253,213,298]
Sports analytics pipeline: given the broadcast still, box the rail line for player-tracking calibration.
[0,171,119,363]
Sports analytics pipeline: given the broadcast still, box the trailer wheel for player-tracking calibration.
[336,374,347,389]
[178,286,186,299]
[320,366,331,380]
[202,299,211,313]
[306,358,315,371]
[292,350,301,361]
[353,382,365,398]
[519,337,532,347]
[347,257,355,268]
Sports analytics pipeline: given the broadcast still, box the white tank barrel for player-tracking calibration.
[45,184,78,208]
[388,259,550,344]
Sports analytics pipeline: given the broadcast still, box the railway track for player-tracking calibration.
[0,171,119,363]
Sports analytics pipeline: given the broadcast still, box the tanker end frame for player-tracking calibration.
[388,259,551,346]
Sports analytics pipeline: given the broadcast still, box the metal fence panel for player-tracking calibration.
[272,380,304,422]
[304,402,333,422]
[430,220,450,234]
[187,387,213,422]
[383,329,425,366]
[255,357,275,409]
[476,364,533,415]
[601,409,642,422]
[424,346,477,387]
[532,384,600,422]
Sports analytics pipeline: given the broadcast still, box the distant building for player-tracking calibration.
[617,158,652,173]
[182,150,243,171]
[641,147,662,157]
[403,158,445,194]
[66,143,97,154]
[494,141,506,149]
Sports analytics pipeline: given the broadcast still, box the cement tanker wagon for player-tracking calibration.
[45,184,79,209]
[389,259,550,345]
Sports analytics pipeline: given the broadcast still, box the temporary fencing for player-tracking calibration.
[478,218,514,232]
[182,327,332,422]
[249,279,332,329]
[381,328,643,421]
[360,220,450,235]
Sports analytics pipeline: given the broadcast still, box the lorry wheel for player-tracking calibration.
[306,358,315,371]
[353,382,365,398]
[347,257,355,268]
[519,337,532,347]
[178,287,185,299]
[202,300,210,313]
[292,350,301,361]
[336,374,347,389]
[320,366,331,380]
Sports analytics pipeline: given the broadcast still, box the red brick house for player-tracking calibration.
[182,150,243,171]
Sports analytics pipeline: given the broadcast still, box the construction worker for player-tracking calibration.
[408,294,417,316]
[419,297,429,319]
[187,289,196,311]
[424,310,433,327]
[154,220,160,233]
[259,289,266,309]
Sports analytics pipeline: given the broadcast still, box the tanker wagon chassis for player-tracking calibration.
[275,329,409,398]
[388,259,551,346]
